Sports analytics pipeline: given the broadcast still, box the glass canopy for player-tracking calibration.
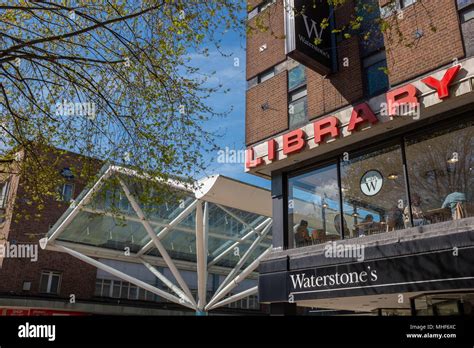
[45,165,272,312]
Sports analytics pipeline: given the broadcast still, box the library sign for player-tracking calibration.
[246,65,462,169]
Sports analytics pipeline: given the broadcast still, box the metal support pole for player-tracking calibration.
[196,201,208,311]
[207,286,258,311]
[137,199,198,256]
[208,217,271,267]
[140,258,193,306]
[215,221,272,294]
[205,247,271,311]
[119,179,197,307]
[54,244,196,310]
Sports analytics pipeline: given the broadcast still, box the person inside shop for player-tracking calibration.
[404,193,426,227]
[334,214,350,237]
[357,214,374,236]
[294,219,311,247]
[386,205,404,231]
[442,186,467,220]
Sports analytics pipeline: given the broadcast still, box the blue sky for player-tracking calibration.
[196,23,271,190]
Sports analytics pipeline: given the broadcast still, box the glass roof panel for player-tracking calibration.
[48,168,272,270]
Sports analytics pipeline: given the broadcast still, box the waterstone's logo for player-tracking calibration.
[360,170,383,196]
[290,267,378,290]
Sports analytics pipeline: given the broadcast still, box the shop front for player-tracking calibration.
[249,57,474,314]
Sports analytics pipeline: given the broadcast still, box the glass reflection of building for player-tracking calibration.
[287,119,473,249]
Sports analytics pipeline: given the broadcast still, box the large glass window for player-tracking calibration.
[363,51,389,98]
[285,118,473,249]
[288,87,307,129]
[341,145,407,239]
[288,163,341,248]
[405,121,474,225]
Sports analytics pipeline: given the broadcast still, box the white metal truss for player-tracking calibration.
[45,166,273,314]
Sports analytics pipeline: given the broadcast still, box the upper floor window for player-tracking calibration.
[288,87,307,129]
[358,0,385,57]
[39,271,61,294]
[248,0,277,20]
[60,183,75,202]
[288,64,306,91]
[380,0,417,18]
[259,67,275,83]
[363,51,389,98]
[0,179,10,209]
[458,0,474,57]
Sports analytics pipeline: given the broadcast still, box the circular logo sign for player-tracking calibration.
[360,170,383,196]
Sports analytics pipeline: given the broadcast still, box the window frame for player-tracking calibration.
[362,50,390,98]
[283,113,474,248]
[288,86,308,129]
[39,270,62,295]
[0,179,10,209]
[59,182,75,202]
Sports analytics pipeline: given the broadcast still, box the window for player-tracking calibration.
[288,87,307,128]
[459,1,474,57]
[39,271,61,294]
[288,65,306,91]
[60,183,75,202]
[22,281,31,291]
[341,144,407,238]
[0,180,9,223]
[248,0,276,20]
[363,51,389,97]
[0,180,10,209]
[288,163,341,248]
[285,116,474,249]
[358,0,385,57]
[380,0,416,18]
[405,121,473,225]
[458,0,474,10]
[258,68,275,83]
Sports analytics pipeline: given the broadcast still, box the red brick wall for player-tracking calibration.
[246,0,286,80]
[381,0,465,85]
[0,149,100,299]
[245,0,467,145]
[308,1,364,119]
[246,71,289,145]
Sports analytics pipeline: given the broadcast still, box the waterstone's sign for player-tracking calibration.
[285,0,334,75]
[246,65,462,169]
[278,247,474,302]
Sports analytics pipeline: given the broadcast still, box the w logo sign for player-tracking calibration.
[360,170,383,196]
[302,14,324,41]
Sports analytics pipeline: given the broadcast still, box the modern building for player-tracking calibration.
[245,0,474,315]
[0,150,273,315]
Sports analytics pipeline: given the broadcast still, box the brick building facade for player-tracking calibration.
[246,0,474,315]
